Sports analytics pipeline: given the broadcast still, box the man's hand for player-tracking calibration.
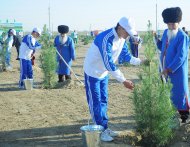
[161,68,172,77]
[123,80,134,90]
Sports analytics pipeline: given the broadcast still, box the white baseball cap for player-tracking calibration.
[119,17,137,36]
[10,29,16,35]
[33,27,42,36]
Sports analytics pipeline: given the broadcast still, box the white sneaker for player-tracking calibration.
[104,128,118,137]
[101,131,113,142]
[19,85,25,89]
[6,66,13,71]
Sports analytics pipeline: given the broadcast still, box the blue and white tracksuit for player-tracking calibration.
[19,34,41,87]
[83,28,141,129]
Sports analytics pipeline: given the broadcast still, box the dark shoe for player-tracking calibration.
[65,75,71,80]
[181,118,187,123]
[58,74,64,82]
[179,111,189,123]
[16,58,20,60]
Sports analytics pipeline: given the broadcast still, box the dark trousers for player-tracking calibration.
[179,110,189,123]
[58,74,71,82]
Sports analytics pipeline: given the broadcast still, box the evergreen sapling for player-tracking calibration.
[131,21,177,146]
[40,25,57,88]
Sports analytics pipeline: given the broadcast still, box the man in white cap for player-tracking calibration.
[83,17,141,142]
[155,7,190,123]
[18,27,42,89]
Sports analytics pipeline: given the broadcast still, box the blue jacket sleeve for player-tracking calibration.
[35,41,41,47]
[100,41,117,71]
[54,36,58,47]
[167,35,189,73]
[118,42,132,64]
[26,35,37,50]
[156,40,162,50]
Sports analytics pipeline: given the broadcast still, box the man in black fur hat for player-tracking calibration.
[182,27,188,35]
[54,25,75,82]
[155,7,190,123]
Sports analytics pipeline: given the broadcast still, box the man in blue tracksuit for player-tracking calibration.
[118,35,142,64]
[128,35,142,58]
[156,7,190,123]
[83,17,141,142]
[19,28,42,89]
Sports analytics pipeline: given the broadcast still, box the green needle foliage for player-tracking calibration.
[39,25,57,88]
[131,21,176,146]
[80,35,94,45]
[0,32,8,71]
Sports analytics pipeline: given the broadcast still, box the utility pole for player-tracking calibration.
[156,0,158,32]
[48,1,51,32]
[52,23,53,34]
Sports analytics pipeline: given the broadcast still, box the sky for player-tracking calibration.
[0,0,190,32]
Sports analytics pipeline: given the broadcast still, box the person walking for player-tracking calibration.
[83,17,141,141]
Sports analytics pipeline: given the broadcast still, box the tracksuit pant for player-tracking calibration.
[130,44,138,58]
[5,50,11,66]
[84,72,109,129]
[19,59,33,87]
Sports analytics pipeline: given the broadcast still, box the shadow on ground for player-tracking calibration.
[0,116,136,147]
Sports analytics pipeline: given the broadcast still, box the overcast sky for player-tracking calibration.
[0,0,189,32]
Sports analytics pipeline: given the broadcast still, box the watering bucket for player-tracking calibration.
[23,79,33,90]
[80,125,104,147]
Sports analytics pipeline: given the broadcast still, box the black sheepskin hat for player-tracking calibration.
[58,25,69,34]
[162,7,182,23]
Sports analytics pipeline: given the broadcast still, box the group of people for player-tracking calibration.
[19,26,76,88]
[83,6,190,142]
[1,6,189,143]
[0,25,76,88]
[0,29,22,71]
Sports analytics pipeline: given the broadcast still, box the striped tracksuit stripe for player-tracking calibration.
[84,73,109,129]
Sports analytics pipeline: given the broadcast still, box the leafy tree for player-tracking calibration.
[39,25,57,88]
[131,21,177,146]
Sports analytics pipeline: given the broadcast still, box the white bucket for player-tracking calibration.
[23,79,33,90]
[80,125,104,147]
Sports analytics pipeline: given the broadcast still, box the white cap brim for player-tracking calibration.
[126,29,137,37]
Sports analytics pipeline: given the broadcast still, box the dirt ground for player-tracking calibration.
[0,39,190,147]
